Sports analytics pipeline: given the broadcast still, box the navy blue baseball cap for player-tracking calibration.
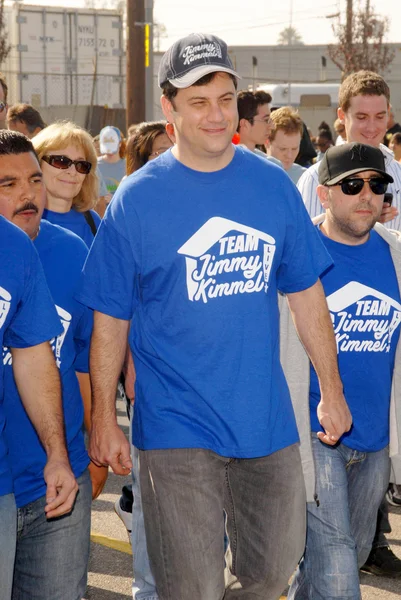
[158,33,240,89]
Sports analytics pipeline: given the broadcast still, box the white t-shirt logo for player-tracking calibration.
[50,305,72,368]
[3,303,73,368]
[178,217,276,304]
[0,285,11,331]
[327,281,401,353]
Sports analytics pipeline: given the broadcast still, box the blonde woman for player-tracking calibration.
[33,122,107,501]
[33,121,101,247]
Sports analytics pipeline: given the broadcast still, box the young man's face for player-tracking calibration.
[0,151,45,240]
[161,73,238,167]
[269,130,301,170]
[338,94,389,148]
[245,103,273,147]
[318,169,385,242]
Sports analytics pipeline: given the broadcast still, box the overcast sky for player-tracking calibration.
[153,0,399,49]
[24,0,399,49]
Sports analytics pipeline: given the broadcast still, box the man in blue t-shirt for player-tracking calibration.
[0,131,97,600]
[0,191,78,598]
[284,143,401,599]
[77,33,352,599]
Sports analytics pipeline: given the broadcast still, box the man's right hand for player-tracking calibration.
[44,459,79,519]
[317,391,352,446]
[89,421,132,476]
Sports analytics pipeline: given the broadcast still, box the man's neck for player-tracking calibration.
[171,143,235,173]
[240,136,255,152]
[320,218,370,246]
[102,153,121,164]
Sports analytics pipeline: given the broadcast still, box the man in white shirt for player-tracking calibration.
[298,71,401,231]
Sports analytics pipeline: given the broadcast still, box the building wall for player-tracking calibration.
[152,43,401,133]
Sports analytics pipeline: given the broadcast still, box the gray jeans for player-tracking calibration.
[139,444,306,600]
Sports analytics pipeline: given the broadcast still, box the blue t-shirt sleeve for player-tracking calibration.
[73,306,93,373]
[276,185,332,294]
[5,240,63,348]
[77,199,140,320]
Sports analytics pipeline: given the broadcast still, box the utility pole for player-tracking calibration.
[345,0,353,74]
[126,0,146,130]
[144,0,154,122]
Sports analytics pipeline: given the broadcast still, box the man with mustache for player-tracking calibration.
[0,137,78,599]
[0,130,95,600]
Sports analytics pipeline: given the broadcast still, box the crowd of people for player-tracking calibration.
[0,30,401,600]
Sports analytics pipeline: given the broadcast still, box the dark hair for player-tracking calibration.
[0,129,37,157]
[317,121,334,142]
[339,70,390,112]
[7,103,47,134]
[162,72,238,104]
[391,132,401,146]
[237,90,272,129]
[126,121,169,175]
[0,73,8,104]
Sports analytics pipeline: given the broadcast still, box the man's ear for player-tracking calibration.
[337,106,345,123]
[239,118,249,133]
[317,184,330,210]
[161,95,175,124]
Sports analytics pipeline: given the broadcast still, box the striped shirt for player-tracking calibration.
[297,144,401,231]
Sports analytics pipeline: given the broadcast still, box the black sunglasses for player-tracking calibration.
[42,155,92,175]
[334,177,389,196]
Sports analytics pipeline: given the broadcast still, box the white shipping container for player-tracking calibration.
[3,4,124,108]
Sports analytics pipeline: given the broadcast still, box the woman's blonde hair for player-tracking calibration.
[33,121,98,212]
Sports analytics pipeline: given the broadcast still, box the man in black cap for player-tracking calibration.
[78,33,352,599]
[279,142,401,599]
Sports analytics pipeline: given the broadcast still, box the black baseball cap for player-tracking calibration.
[318,142,393,185]
[158,33,240,89]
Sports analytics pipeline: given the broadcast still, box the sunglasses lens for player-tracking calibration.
[370,179,388,195]
[75,161,92,175]
[49,156,72,170]
[341,179,364,195]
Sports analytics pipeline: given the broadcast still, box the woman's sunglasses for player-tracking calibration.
[333,177,389,196]
[42,155,92,175]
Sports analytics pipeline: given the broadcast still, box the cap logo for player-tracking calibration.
[351,144,368,162]
[181,42,223,66]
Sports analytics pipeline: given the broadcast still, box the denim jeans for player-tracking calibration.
[0,493,17,600]
[12,469,92,600]
[132,445,158,600]
[140,444,306,600]
[372,495,391,548]
[288,434,390,600]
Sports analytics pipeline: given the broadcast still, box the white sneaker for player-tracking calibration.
[114,497,133,541]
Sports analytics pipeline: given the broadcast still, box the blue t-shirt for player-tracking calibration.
[3,220,92,507]
[310,228,401,452]
[43,207,101,248]
[77,147,332,458]
[0,217,63,497]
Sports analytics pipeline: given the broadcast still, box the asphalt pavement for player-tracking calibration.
[86,398,401,599]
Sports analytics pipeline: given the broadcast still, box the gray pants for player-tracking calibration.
[139,444,306,600]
